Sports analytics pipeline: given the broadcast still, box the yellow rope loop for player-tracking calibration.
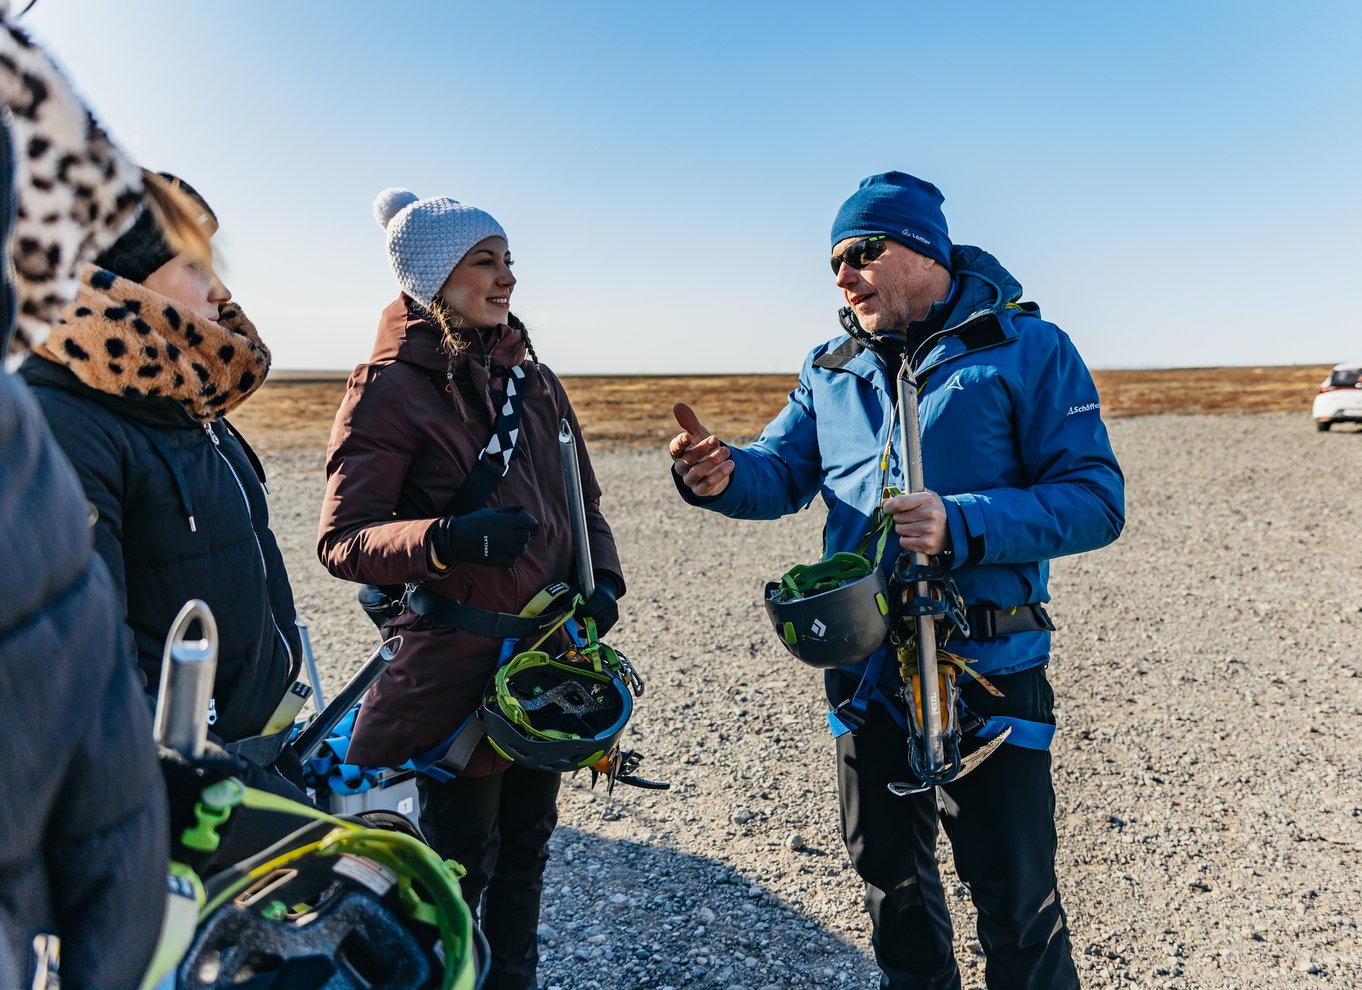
[936,649,1003,697]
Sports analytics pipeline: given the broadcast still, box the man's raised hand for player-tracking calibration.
[669,402,733,498]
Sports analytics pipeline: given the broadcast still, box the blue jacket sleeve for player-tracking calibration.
[942,328,1125,566]
[692,361,825,521]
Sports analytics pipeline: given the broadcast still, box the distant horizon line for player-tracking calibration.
[267,361,1342,383]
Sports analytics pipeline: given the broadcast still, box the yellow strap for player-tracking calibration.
[517,583,580,653]
[937,649,1004,697]
[136,863,204,990]
[518,583,572,618]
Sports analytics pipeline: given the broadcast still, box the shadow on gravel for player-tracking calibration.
[537,826,879,990]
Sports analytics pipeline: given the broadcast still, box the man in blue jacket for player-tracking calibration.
[670,171,1124,990]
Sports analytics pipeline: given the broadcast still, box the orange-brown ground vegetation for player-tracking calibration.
[232,365,1334,452]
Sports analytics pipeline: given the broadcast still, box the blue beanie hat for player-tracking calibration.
[830,171,951,270]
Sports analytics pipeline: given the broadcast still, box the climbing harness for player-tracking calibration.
[477,422,664,784]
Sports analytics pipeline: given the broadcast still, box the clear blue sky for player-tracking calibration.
[25,0,1362,374]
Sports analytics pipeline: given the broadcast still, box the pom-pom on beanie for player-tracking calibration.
[830,171,951,270]
[373,187,507,307]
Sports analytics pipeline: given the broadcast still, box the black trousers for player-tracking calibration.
[830,665,1080,990]
[419,767,561,990]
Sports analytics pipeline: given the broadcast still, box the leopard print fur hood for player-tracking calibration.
[0,20,145,367]
[35,264,270,420]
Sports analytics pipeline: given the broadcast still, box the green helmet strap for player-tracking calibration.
[776,552,875,602]
[777,489,898,604]
[492,647,622,742]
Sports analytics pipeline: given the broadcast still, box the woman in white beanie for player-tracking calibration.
[318,188,626,989]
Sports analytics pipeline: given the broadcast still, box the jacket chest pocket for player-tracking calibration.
[919,365,1020,489]
[816,396,894,488]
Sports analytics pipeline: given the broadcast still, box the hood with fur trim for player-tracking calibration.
[0,20,145,367]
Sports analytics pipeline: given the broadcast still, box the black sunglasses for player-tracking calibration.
[830,235,889,275]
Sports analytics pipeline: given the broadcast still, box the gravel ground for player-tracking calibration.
[262,412,1362,989]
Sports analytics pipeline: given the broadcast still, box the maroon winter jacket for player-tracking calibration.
[318,298,623,772]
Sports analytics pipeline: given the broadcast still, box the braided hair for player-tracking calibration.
[422,298,546,417]
[425,297,541,366]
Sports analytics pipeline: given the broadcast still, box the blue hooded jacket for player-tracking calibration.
[692,245,1124,684]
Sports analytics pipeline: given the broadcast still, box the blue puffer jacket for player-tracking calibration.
[694,245,1124,684]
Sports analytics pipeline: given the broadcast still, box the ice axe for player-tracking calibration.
[559,419,668,793]
[153,599,218,757]
[291,636,402,762]
[559,419,595,600]
[885,356,1009,797]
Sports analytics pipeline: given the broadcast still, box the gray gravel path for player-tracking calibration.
[262,412,1362,989]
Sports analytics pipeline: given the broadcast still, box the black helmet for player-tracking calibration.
[764,552,891,669]
[180,816,486,990]
[481,643,634,772]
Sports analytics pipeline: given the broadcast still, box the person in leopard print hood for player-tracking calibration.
[0,10,181,988]
[19,173,314,793]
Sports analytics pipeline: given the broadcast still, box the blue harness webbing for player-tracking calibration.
[975,715,1055,750]
[301,618,591,796]
[826,649,1055,751]
[300,706,382,796]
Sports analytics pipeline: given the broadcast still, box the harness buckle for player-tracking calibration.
[970,606,995,641]
[827,699,866,734]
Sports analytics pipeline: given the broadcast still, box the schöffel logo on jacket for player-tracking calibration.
[1067,401,1100,416]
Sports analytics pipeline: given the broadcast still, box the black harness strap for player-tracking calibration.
[406,586,571,640]
[961,603,1054,641]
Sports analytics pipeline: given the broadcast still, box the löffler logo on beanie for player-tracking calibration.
[830,171,951,270]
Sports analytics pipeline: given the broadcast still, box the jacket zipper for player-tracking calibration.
[203,423,298,681]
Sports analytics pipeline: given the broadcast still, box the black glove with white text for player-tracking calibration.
[432,506,539,568]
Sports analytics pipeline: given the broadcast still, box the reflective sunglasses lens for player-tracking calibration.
[831,237,886,274]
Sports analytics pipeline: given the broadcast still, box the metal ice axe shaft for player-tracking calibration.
[559,419,594,598]
[153,599,218,758]
[291,636,402,762]
[896,357,947,779]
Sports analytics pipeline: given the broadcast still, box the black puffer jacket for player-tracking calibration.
[0,369,167,988]
[19,359,302,743]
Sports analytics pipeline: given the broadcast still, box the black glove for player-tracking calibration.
[160,743,317,875]
[579,573,620,637]
[433,506,539,567]
[158,743,249,868]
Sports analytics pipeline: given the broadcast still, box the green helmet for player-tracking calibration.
[764,552,891,669]
[179,801,485,990]
[481,644,634,772]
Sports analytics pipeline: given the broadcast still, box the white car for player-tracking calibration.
[1313,362,1362,431]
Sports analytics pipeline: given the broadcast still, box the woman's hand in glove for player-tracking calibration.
[579,574,620,637]
[432,506,540,568]
[158,743,248,867]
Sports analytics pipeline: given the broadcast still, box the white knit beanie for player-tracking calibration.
[372,188,508,307]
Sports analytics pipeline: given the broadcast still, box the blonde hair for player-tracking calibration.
[426,294,470,358]
[141,170,215,266]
